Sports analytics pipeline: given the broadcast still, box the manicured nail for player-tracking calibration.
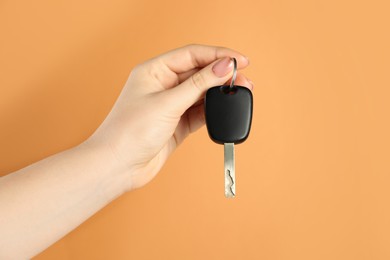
[212,57,233,77]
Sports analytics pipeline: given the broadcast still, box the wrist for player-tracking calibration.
[76,137,134,198]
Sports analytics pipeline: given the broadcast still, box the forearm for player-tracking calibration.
[0,140,129,259]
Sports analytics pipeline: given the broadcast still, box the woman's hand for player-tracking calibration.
[0,44,252,259]
[88,44,252,190]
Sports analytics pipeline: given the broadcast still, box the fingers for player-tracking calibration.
[150,44,249,74]
[179,69,253,90]
[160,55,252,116]
[187,103,205,134]
[183,72,254,108]
[172,103,205,146]
[159,57,232,116]
[177,67,200,84]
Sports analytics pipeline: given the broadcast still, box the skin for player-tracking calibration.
[0,44,252,259]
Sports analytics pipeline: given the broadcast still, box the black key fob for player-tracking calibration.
[204,85,253,145]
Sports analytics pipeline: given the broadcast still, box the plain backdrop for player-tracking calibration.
[1,0,389,259]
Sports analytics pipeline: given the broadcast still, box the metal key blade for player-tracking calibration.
[224,143,236,198]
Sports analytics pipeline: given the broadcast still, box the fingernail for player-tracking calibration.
[212,57,233,77]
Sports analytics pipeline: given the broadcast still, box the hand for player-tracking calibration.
[87,44,252,190]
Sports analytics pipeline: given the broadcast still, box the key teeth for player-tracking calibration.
[225,169,235,198]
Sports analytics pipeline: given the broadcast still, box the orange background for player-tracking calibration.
[1,0,390,259]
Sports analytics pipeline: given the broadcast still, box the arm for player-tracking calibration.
[0,44,252,259]
[0,141,126,259]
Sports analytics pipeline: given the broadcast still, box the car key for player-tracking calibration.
[204,57,253,198]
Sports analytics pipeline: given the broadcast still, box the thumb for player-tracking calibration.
[161,57,234,116]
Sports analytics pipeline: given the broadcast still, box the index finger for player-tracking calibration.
[153,44,249,74]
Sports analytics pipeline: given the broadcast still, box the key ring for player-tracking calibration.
[229,57,237,89]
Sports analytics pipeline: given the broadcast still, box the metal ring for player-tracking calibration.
[229,57,237,89]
